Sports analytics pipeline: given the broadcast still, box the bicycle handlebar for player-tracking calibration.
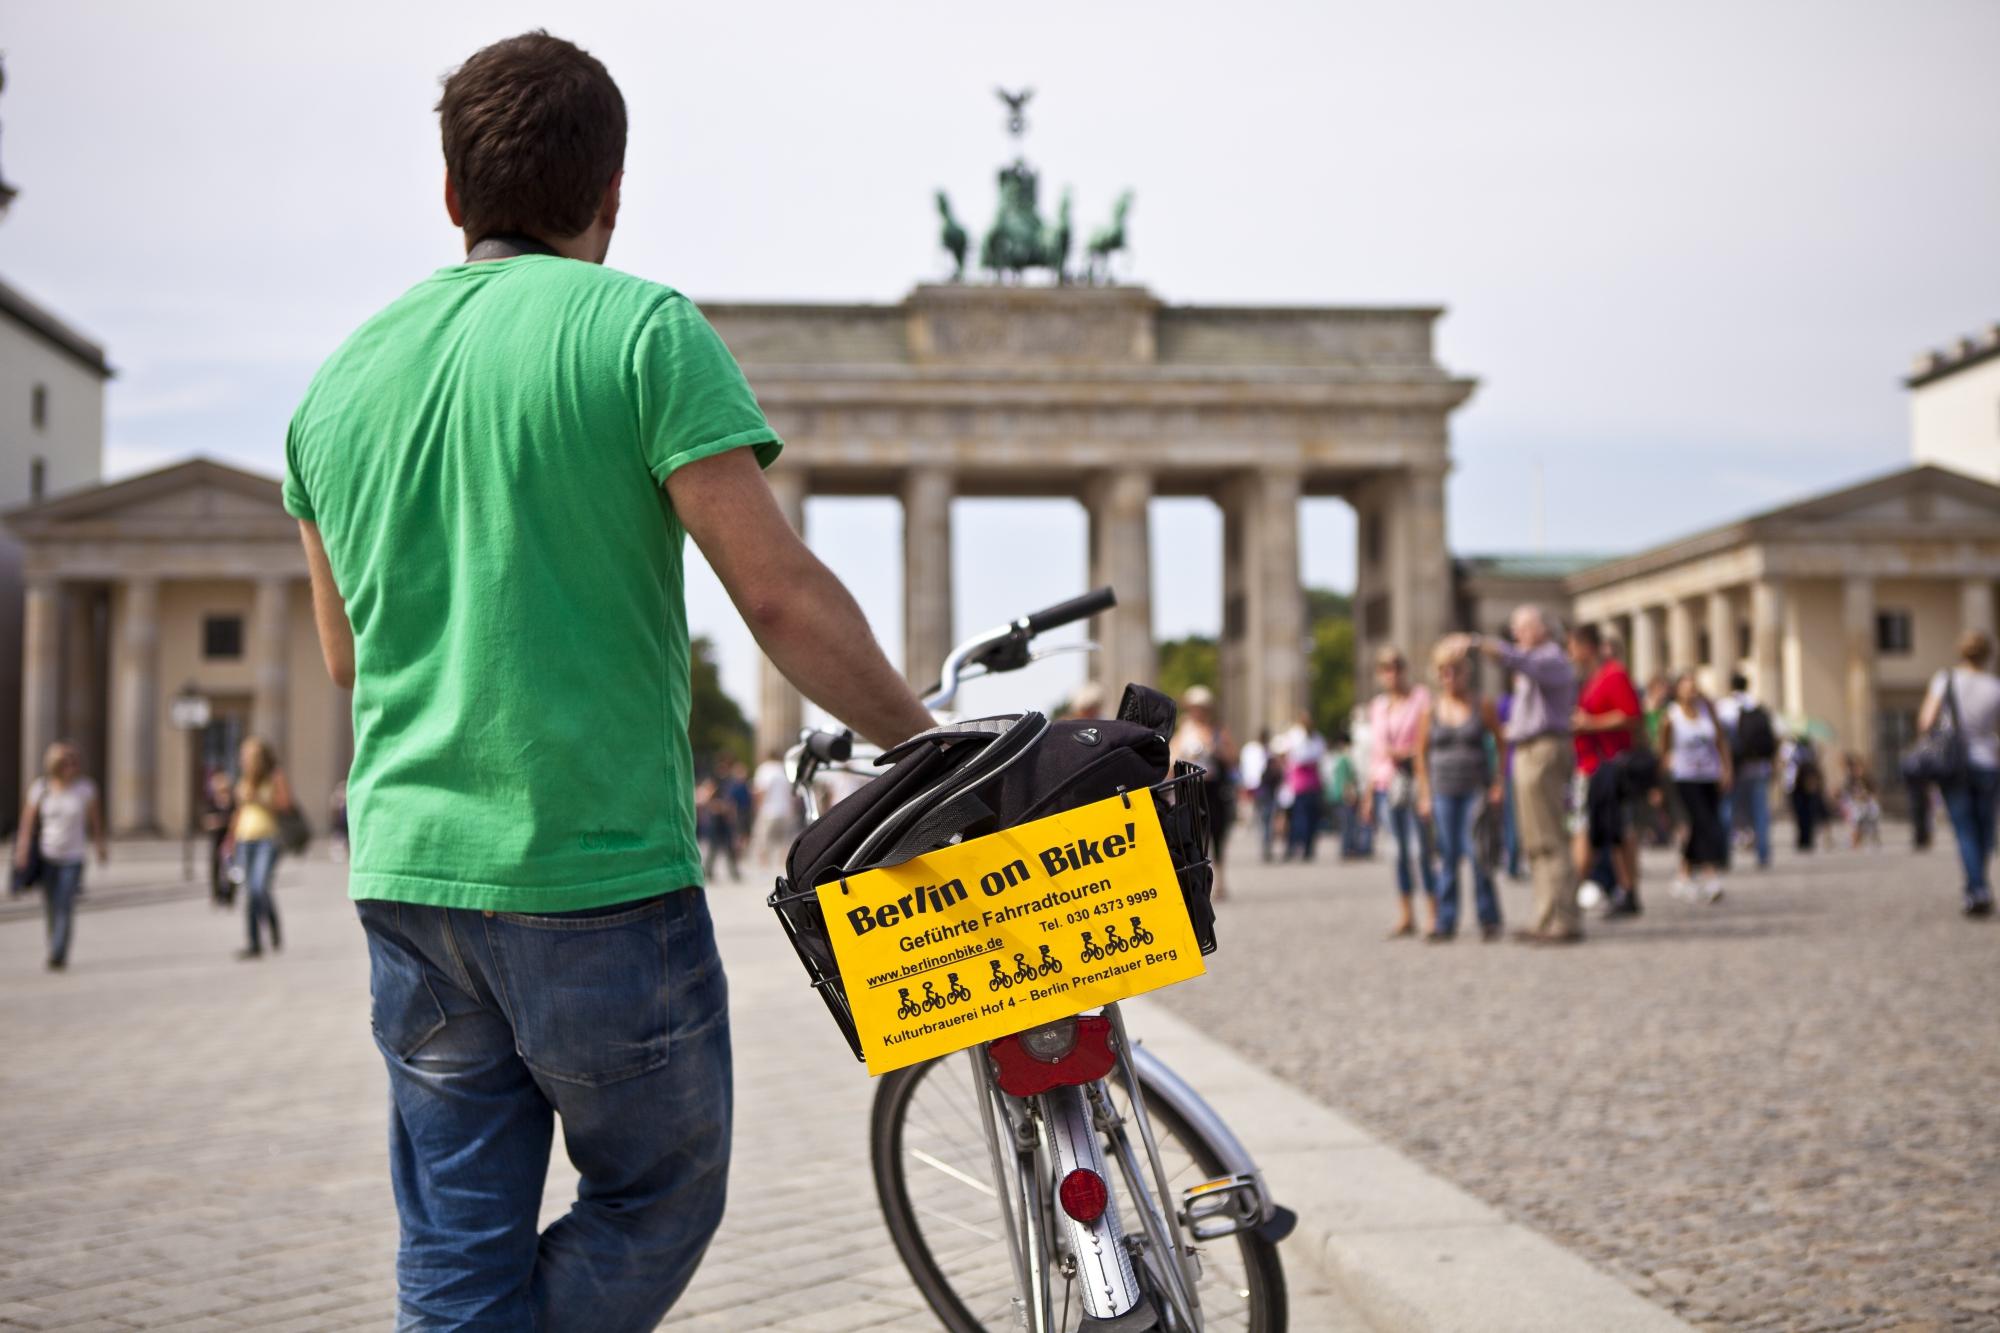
[803,728,853,763]
[1024,587,1116,635]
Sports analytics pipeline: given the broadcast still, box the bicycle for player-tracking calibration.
[772,589,1294,1332]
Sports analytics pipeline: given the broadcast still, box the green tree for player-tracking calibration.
[1306,589,1355,740]
[1155,634,1218,701]
[687,635,753,773]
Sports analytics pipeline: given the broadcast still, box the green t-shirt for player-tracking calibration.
[283,256,781,912]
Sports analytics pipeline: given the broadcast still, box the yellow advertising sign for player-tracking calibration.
[818,792,1206,1075]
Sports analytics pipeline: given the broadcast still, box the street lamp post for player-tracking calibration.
[170,684,211,883]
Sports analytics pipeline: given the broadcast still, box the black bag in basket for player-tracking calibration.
[771,684,1216,1058]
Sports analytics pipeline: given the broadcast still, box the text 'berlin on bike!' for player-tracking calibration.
[818,793,1206,1074]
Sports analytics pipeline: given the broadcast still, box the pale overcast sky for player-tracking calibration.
[2,0,1996,715]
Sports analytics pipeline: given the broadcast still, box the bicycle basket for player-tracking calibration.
[767,765,1216,1062]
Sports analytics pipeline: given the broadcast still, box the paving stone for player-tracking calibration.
[1164,831,1997,1331]
[0,845,1360,1329]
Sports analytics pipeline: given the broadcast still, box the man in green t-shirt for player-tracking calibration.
[286,32,932,1331]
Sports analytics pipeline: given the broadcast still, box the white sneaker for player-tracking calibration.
[1577,880,1606,911]
[1701,875,1724,904]
[1670,876,1697,902]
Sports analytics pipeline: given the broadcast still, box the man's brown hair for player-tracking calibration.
[438,31,626,241]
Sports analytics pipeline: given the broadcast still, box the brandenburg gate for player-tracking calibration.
[710,282,1477,755]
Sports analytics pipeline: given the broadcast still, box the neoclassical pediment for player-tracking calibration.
[4,457,287,541]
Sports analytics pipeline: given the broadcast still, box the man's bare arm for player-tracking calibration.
[298,522,356,689]
[668,450,933,750]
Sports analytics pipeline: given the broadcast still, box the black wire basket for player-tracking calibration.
[768,765,1216,1062]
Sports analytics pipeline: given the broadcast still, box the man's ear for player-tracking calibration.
[599,170,623,233]
[445,173,465,229]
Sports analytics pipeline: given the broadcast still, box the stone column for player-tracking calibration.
[251,576,292,756]
[1963,577,1996,642]
[1751,579,1786,711]
[1705,589,1735,695]
[1666,598,1697,675]
[901,467,954,693]
[1630,606,1662,685]
[755,469,808,758]
[1842,576,1877,762]
[1086,470,1156,697]
[19,578,60,790]
[1386,465,1451,665]
[1221,469,1303,741]
[111,577,161,835]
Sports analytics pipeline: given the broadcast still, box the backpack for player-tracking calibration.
[1733,703,1777,764]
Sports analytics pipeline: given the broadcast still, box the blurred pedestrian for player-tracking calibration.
[12,741,106,970]
[1330,732,1367,858]
[1414,637,1505,941]
[750,749,800,865]
[1568,624,1644,915]
[1478,606,1581,944]
[231,737,294,959]
[1495,690,1525,880]
[1918,629,1999,915]
[1274,711,1327,862]
[1240,728,1280,862]
[329,779,350,863]
[202,768,237,904]
[1660,672,1732,903]
[1839,753,1882,849]
[698,763,741,883]
[1716,673,1777,869]
[1785,732,1827,852]
[1369,646,1437,937]
[1172,686,1238,896]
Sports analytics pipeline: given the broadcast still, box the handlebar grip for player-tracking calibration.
[1024,587,1117,635]
[803,729,853,763]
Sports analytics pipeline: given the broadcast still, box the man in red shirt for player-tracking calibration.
[1569,625,1645,915]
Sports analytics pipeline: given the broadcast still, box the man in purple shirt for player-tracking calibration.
[1477,606,1582,943]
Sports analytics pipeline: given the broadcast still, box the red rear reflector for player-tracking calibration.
[1059,1169,1108,1223]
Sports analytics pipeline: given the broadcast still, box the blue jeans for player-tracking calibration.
[238,838,281,951]
[1941,766,1999,906]
[1724,767,1773,868]
[1501,774,1523,878]
[1431,793,1500,935]
[357,889,731,1332]
[1285,790,1324,861]
[1376,790,1437,899]
[43,859,82,965]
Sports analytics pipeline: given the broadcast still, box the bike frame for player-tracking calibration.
[786,592,1285,1331]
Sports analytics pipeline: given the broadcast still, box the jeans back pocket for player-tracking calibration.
[485,897,674,1087]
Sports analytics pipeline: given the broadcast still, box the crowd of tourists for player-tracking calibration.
[1190,614,2000,943]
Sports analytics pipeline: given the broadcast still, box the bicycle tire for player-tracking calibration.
[871,1054,1288,1333]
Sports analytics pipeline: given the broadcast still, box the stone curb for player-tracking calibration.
[1122,994,1692,1333]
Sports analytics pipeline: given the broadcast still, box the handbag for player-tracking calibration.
[277,806,313,856]
[1905,670,1969,786]
[11,811,45,894]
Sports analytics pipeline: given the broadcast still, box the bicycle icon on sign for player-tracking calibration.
[989,959,1013,992]
[896,988,921,1020]
[1103,923,1129,955]
[1035,944,1062,977]
[1011,952,1039,984]
[1127,915,1155,947]
[945,972,972,1004]
[919,981,948,1013]
[1078,931,1106,963]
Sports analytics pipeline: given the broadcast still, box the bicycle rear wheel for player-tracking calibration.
[871,1051,1287,1332]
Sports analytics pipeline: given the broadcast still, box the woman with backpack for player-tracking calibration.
[12,741,107,970]
[1917,630,2000,915]
[230,737,296,959]
[1659,671,1733,904]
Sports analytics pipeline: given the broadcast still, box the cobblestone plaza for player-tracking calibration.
[3,835,1994,1329]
